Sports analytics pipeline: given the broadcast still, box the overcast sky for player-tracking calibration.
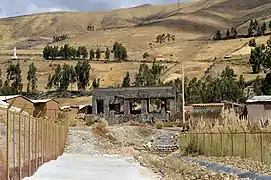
[0,0,188,18]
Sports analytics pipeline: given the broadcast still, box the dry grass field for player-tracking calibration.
[0,0,271,91]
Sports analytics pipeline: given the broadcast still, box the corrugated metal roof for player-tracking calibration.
[246,96,271,103]
[31,99,59,104]
[0,95,21,101]
[0,100,29,115]
[31,99,52,103]
[191,103,224,107]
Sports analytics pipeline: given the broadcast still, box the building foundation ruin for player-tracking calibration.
[91,86,179,123]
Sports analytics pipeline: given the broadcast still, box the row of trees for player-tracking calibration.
[0,60,93,95]
[155,33,175,44]
[47,59,91,91]
[43,42,128,61]
[122,61,246,103]
[213,27,238,40]
[121,61,166,87]
[248,19,270,37]
[43,44,89,60]
[165,67,246,104]
[249,38,271,74]
[0,62,38,95]
[213,19,271,41]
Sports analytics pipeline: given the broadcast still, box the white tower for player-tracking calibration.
[12,47,18,59]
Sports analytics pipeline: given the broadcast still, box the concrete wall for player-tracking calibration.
[85,113,170,125]
[7,96,34,115]
[92,86,176,100]
[247,103,265,122]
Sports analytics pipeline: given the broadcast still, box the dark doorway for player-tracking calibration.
[109,104,123,114]
[97,100,104,114]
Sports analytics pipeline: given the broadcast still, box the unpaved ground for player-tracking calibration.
[188,156,271,175]
[24,126,159,180]
[85,123,254,179]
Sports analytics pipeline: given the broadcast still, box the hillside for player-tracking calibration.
[0,0,271,90]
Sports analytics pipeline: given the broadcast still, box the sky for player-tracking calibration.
[0,0,187,18]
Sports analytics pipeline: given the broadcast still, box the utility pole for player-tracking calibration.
[177,0,185,124]
[178,0,180,11]
[182,59,185,124]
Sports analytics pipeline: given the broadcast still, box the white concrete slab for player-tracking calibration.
[23,153,158,180]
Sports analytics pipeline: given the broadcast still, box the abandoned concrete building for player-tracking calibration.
[91,86,179,122]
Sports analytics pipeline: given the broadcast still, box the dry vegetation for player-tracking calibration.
[181,109,271,165]
[0,0,270,88]
[92,120,109,138]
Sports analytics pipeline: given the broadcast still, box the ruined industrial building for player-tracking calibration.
[91,86,180,123]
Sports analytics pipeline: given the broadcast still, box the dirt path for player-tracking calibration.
[23,126,159,180]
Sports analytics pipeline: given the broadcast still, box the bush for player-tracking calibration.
[185,138,198,154]
[85,121,94,126]
[155,121,163,129]
[143,52,150,59]
[69,119,77,127]
[92,121,108,137]
[249,39,256,47]
[128,121,147,127]
[163,122,174,127]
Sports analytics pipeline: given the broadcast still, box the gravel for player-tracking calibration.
[188,156,271,175]
[136,153,246,180]
[65,127,101,155]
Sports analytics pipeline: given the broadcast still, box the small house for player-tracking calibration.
[0,95,35,114]
[31,99,59,119]
[78,105,92,114]
[186,103,225,118]
[246,96,271,122]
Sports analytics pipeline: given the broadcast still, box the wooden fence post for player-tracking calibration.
[6,109,10,180]
[18,112,23,180]
[228,127,234,156]
[201,129,206,156]
[35,117,38,171]
[218,128,223,157]
[210,129,213,156]
[40,118,44,165]
[6,99,16,180]
[255,125,263,163]
[28,116,31,177]
[241,126,247,159]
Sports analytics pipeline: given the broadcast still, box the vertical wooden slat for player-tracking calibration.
[6,110,10,180]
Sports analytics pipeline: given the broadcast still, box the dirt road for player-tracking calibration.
[23,126,159,180]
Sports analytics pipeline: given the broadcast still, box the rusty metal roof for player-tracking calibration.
[246,96,271,103]
[191,103,224,107]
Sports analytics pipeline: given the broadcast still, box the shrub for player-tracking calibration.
[85,121,94,126]
[249,39,256,47]
[185,138,198,154]
[92,121,108,137]
[163,122,174,127]
[155,121,163,129]
[69,119,77,127]
[143,52,150,59]
[128,121,147,127]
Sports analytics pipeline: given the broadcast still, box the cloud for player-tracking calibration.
[0,0,185,18]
